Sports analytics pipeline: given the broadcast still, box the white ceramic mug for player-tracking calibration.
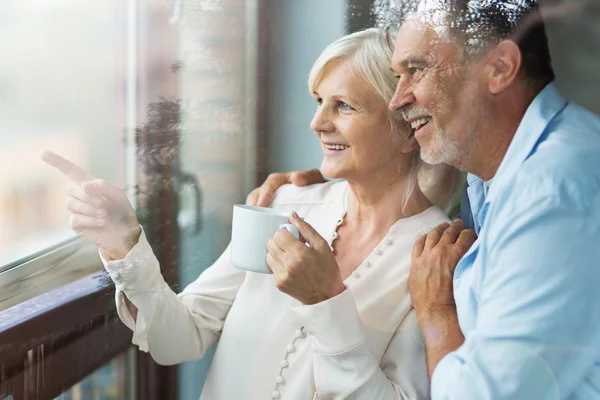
[230,205,300,274]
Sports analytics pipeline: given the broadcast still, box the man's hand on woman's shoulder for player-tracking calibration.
[246,169,325,207]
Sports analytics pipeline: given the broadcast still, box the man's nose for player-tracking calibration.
[389,80,416,112]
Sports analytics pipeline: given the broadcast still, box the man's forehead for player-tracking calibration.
[392,18,446,63]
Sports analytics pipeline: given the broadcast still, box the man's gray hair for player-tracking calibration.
[374,0,554,85]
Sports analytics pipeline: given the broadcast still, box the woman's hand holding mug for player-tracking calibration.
[40,151,141,261]
[267,212,346,305]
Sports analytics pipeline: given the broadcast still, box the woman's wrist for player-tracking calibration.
[101,225,142,261]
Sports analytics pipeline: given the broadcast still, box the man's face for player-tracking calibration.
[389,17,484,168]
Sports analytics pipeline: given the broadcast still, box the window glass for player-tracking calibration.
[0,0,128,266]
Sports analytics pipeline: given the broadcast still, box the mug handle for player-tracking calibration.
[279,223,300,239]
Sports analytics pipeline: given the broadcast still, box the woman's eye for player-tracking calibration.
[316,98,323,106]
[340,103,353,111]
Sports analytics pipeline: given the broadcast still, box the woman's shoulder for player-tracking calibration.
[415,206,451,234]
[388,206,451,241]
[268,180,348,208]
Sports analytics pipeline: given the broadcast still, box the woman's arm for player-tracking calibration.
[102,230,246,365]
[41,151,247,365]
[293,290,428,400]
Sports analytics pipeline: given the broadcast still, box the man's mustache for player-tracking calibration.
[400,104,431,121]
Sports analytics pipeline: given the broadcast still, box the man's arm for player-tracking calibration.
[430,192,600,399]
[409,219,475,378]
[418,307,464,378]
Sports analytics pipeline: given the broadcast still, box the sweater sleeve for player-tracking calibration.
[101,228,247,365]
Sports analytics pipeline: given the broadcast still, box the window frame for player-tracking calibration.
[0,271,131,399]
[0,238,103,311]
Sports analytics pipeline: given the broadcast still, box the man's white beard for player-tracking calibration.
[420,125,463,165]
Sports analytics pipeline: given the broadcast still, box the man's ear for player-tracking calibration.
[485,40,522,95]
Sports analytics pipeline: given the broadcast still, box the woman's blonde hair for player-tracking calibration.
[308,28,464,214]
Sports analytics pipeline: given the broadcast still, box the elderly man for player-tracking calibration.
[250,1,600,399]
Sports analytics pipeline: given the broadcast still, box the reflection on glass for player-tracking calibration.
[0,0,127,266]
[54,353,130,400]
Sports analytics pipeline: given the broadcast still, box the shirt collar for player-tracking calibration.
[483,83,568,203]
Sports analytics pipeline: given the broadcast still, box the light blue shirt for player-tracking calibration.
[431,84,600,400]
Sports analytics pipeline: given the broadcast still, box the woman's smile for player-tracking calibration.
[322,141,350,155]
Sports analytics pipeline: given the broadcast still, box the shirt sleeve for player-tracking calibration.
[431,187,600,399]
[101,227,247,365]
[292,289,429,399]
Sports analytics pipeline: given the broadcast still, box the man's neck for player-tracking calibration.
[465,85,542,180]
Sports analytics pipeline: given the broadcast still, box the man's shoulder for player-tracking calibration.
[498,154,599,221]
[543,101,600,153]
[269,180,347,207]
[517,104,600,201]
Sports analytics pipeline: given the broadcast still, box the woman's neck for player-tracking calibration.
[345,172,432,235]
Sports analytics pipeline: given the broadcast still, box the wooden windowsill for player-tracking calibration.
[0,272,131,400]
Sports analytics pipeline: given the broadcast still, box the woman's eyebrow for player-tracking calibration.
[330,93,359,104]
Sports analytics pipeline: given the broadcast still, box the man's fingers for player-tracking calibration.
[251,170,324,207]
[290,169,325,186]
[456,229,478,250]
[255,172,293,207]
[82,179,124,202]
[425,222,449,250]
[439,219,465,244]
[256,189,274,208]
[246,189,260,206]
[41,151,95,184]
[412,234,427,259]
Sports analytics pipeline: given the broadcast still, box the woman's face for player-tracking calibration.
[311,60,416,182]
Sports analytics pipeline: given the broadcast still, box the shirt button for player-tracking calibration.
[295,329,304,338]
[287,344,295,353]
[280,360,289,368]
[365,261,372,268]
[276,375,284,384]
[354,273,361,279]
[386,238,394,246]
[272,390,281,399]
[376,248,384,256]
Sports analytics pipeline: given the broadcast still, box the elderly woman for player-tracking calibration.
[43,28,461,399]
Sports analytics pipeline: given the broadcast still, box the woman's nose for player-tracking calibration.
[310,108,335,133]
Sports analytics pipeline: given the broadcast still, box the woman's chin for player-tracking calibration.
[320,163,348,180]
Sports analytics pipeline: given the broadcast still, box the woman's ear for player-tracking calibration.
[401,132,420,153]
